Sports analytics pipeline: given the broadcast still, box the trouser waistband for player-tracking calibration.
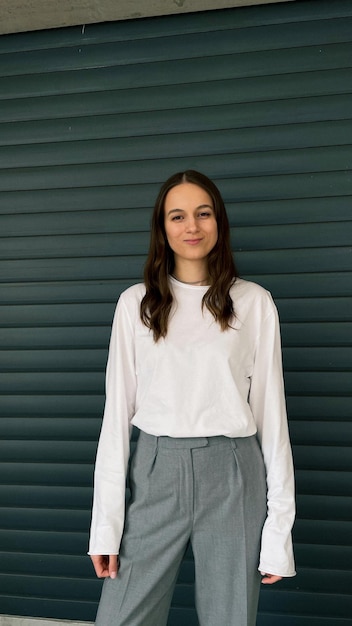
[138,430,251,449]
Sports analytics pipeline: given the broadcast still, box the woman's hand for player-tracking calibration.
[90,554,119,579]
[261,572,282,585]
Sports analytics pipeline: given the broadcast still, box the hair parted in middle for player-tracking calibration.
[140,170,239,341]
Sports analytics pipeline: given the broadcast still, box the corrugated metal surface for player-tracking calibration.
[0,0,351,623]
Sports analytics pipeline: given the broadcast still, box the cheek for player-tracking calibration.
[164,227,173,244]
[166,223,182,241]
[164,223,173,242]
[164,225,179,251]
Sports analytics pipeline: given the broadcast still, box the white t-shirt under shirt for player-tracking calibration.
[89,276,296,577]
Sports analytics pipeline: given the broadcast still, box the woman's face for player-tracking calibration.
[163,182,218,268]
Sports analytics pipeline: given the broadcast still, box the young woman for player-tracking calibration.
[89,170,296,626]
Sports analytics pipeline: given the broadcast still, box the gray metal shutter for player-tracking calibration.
[0,1,351,624]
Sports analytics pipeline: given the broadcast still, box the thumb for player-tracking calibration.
[109,554,118,579]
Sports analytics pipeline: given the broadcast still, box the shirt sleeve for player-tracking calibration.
[88,296,137,555]
[249,297,296,577]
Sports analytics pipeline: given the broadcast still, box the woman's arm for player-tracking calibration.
[249,297,296,578]
[88,296,137,561]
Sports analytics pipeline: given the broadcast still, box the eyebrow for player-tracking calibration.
[166,204,213,216]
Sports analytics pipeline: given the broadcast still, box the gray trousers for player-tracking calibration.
[95,431,267,626]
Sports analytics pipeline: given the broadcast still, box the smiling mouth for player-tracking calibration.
[184,238,203,245]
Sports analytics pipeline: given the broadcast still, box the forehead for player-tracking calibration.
[164,182,213,209]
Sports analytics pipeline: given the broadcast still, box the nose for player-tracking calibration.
[186,216,199,232]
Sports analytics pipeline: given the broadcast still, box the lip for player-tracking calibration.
[184,238,203,245]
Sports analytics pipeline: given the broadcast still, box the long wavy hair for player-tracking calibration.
[140,170,238,341]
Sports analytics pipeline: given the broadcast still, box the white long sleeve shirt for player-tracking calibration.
[89,276,296,577]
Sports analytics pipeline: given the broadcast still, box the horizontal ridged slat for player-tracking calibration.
[0,1,351,624]
[1,222,351,259]
[2,126,352,167]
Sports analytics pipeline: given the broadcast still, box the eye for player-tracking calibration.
[198,211,212,218]
[171,214,183,221]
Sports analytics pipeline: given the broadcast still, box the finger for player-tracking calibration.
[109,554,119,579]
[261,573,282,585]
[90,555,110,578]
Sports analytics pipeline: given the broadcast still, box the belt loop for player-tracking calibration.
[231,438,237,450]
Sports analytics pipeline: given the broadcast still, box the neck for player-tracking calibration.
[172,274,209,286]
[172,262,209,286]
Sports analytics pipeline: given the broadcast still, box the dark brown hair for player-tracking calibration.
[140,170,238,341]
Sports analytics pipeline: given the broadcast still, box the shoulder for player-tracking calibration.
[118,282,146,306]
[112,283,146,324]
[231,278,277,319]
[231,277,272,301]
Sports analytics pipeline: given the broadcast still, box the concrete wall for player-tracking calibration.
[0,0,295,34]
